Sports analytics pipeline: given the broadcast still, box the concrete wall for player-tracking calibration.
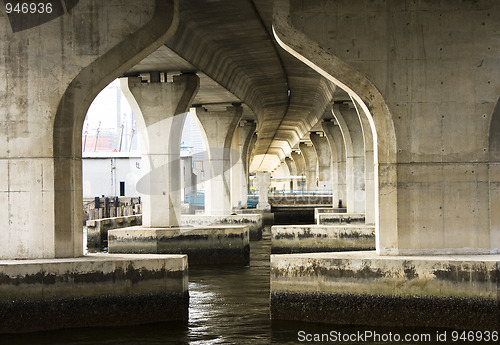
[283,0,500,254]
[83,155,141,198]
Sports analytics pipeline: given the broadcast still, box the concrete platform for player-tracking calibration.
[108,225,250,265]
[86,214,142,249]
[0,254,188,333]
[181,214,263,240]
[271,225,375,254]
[234,209,275,226]
[316,212,365,225]
[270,251,500,330]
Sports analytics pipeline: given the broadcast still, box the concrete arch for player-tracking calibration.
[309,132,332,192]
[52,0,178,257]
[352,98,376,226]
[273,0,398,254]
[299,142,318,192]
[331,104,360,213]
[322,120,343,207]
[291,151,306,193]
[284,156,298,192]
[488,98,500,252]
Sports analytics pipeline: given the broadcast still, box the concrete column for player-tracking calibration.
[310,132,332,192]
[353,98,376,225]
[332,104,365,214]
[299,141,318,192]
[284,157,298,192]
[120,74,200,227]
[256,172,271,210]
[291,151,306,193]
[231,120,256,209]
[0,0,178,259]
[271,161,290,191]
[195,105,243,215]
[323,120,345,208]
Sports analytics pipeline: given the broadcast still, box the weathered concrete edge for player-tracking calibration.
[108,226,251,265]
[270,252,500,329]
[271,225,375,253]
[181,214,263,240]
[0,254,189,333]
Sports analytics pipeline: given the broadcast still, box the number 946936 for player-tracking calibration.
[5,2,53,14]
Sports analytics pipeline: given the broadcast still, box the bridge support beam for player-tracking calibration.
[291,151,306,193]
[284,157,298,192]
[299,142,318,192]
[195,106,242,215]
[256,172,271,210]
[322,121,346,208]
[231,120,256,209]
[120,74,199,227]
[310,132,333,192]
[332,104,365,214]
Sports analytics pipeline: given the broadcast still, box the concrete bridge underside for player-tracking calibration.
[1,0,499,332]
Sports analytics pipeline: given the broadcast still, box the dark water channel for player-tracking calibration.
[0,227,491,344]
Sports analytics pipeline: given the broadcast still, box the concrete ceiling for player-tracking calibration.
[125,0,341,172]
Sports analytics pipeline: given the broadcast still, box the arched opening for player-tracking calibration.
[52,0,177,257]
[82,79,142,252]
[180,111,206,214]
[273,0,398,254]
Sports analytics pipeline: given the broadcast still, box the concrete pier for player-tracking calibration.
[271,225,375,254]
[108,225,250,265]
[234,209,274,226]
[0,254,188,334]
[86,215,142,249]
[270,252,500,330]
[316,212,365,225]
[181,214,263,240]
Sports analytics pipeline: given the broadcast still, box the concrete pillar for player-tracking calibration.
[231,120,256,209]
[256,172,271,210]
[310,132,332,192]
[195,105,243,215]
[291,151,306,193]
[120,74,200,227]
[323,120,346,208]
[0,0,178,259]
[332,104,365,214]
[299,142,318,192]
[284,157,298,192]
[353,98,376,225]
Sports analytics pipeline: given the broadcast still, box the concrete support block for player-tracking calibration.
[108,225,250,265]
[256,172,271,211]
[270,252,500,330]
[317,212,365,225]
[86,214,143,249]
[0,254,188,333]
[181,214,263,240]
[234,209,275,226]
[271,225,375,253]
